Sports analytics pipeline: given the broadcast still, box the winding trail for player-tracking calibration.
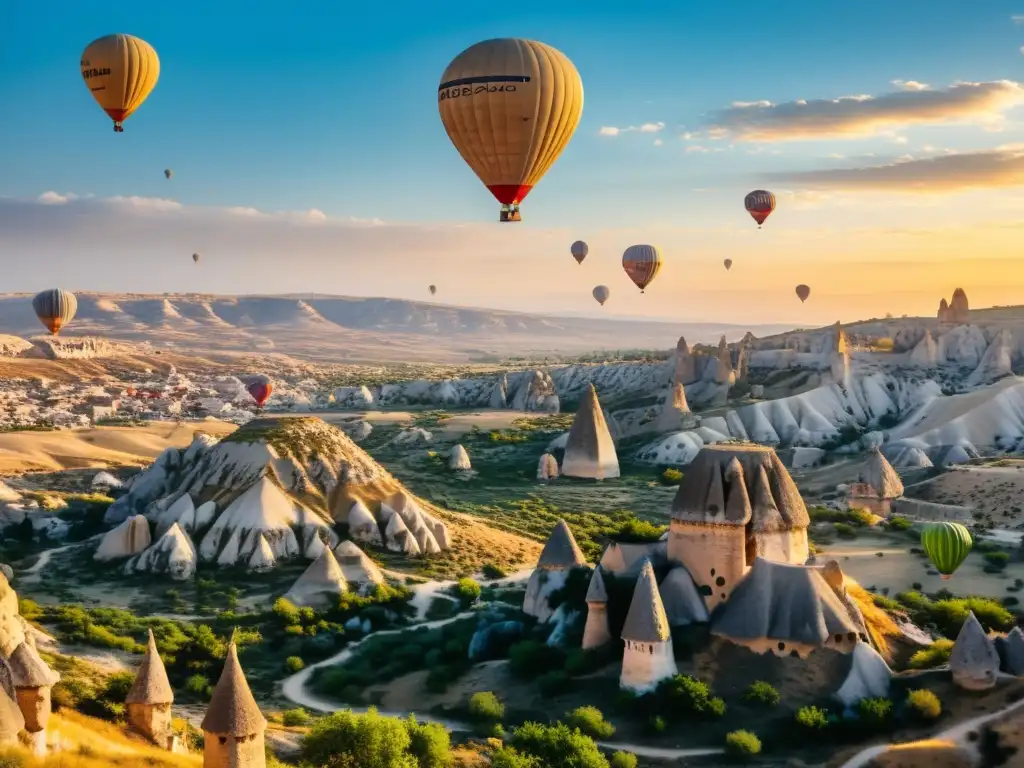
[836,693,1024,768]
[21,543,77,580]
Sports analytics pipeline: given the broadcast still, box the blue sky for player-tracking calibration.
[4,1,1024,324]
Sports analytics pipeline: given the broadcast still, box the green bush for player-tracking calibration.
[725,730,762,757]
[301,707,447,768]
[184,674,211,697]
[453,578,482,605]
[282,708,312,726]
[660,468,683,485]
[564,706,615,739]
[656,675,726,718]
[510,721,609,768]
[795,706,828,730]
[482,563,508,580]
[272,597,302,626]
[848,508,875,526]
[857,697,893,728]
[896,591,1015,636]
[908,639,954,669]
[609,752,637,768]
[468,691,504,722]
[509,640,564,679]
[648,715,665,734]
[834,523,857,539]
[538,670,570,697]
[490,746,542,768]
[984,551,1011,569]
[742,681,779,707]
[906,689,942,720]
[284,656,305,673]
[405,717,452,768]
[886,516,912,531]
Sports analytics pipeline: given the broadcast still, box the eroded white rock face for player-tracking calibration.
[950,611,1000,691]
[95,515,152,561]
[128,523,197,581]
[448,444,471,471]
[537,453,560,481]
[835,642,892,707]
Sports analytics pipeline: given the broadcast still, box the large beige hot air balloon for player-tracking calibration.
[622,245,663,293]
[438,38,584,222]
[592,285,610,306]
[80,34,160,132]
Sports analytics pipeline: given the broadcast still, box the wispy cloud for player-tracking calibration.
[598,122,666,137]
[765,145,1024,192]
[1013,14,1024,23]
[891,80,930,91]
[706,80,1024,141]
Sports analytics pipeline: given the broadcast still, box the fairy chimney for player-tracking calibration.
[0,655,23,747]
[9,640,60,742]
[950,288,969,324]
[523,520,587,622]
[937,298,950,323]
[561,384,619,480]
[675,337,697,386]
[582,567,612,650]
[201,643,267,768]
[715,336,735,385]
[669,445,810,611]
[847,446,904,515]
[126,629,175,745]
[620,560,677,693]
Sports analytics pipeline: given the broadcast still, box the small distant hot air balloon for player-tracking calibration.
[622,245,663,293]
[795,284,810,303]
[192,253,200,264]
[164,169,172,179]
[80,34,160,132]
[246,374,273,408]
[438,38,584,222]
[744,190,776,228]
[429,285,437,296]
[724,259,733,271]
[592,285,610,306]
[921,522,973,580]
[571,241,589,265]
[32,289,78,335]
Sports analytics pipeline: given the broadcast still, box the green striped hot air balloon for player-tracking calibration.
[921,522,973,580]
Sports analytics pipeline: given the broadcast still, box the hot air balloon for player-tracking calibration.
[921,522,973,580]
[246,374,273,408]
[80,34,160,132]
[192,253,200,264]
[622,245,663,293]
[32,289,78,335]
[571,241,589,265]
[724,259,733,271]
[744,190,776,228]
[164,169,172,179]
[438,38,584,223]
[592,286,610,306]
[429,285,437,296]
[795,284,810,303]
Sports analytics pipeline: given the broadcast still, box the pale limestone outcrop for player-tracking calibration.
[675,337,697,386]
[128,522,197,581]
[835,642,892,707]
[346,500,382,546]
[537,453,560,481]
[95,514,152,561]
[285,547,349,608]
[523,520,587,622]
[909,329,940,367]
[966,328,1013,387]
[949,611,1000,691]
[449,444,472,471]
[332,540,385,594]
[582,567,612,650]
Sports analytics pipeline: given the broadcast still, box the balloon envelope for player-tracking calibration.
[570,240,588,265]
[164,169,172,179]
[592,285,610,306]
[32,289,78,335]
[80,34,160,132]
[744,189,776,227]
[192,253,200,264]
[795,284,810,302]
[438,38,584,219]
[921,522,973,579]
[724,259,733,271]
[429,285,437,295]
[246,374,273,407]
[622,245,663,292]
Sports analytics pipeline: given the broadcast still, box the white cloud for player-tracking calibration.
[707,80,1024,141]
[891,80,930,91]
[653,138,664,147]
[598,121,665,137]
[1014,14,1024,23]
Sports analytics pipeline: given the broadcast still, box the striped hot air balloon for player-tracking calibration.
[622,245,663,293]
[744,189,776,228]
[571,241,588,265]
[921,522,973,580]
[32,289,78,335]
[246,374,273,408]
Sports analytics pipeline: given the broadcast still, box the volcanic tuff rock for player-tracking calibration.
[949,611,1000,691]
[100,417,450,574]
[561,385,620,480]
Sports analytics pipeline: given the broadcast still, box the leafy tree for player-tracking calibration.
[302,708,417,768]
[509,722,609,768]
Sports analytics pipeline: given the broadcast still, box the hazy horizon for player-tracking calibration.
[7,2,1024,327]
